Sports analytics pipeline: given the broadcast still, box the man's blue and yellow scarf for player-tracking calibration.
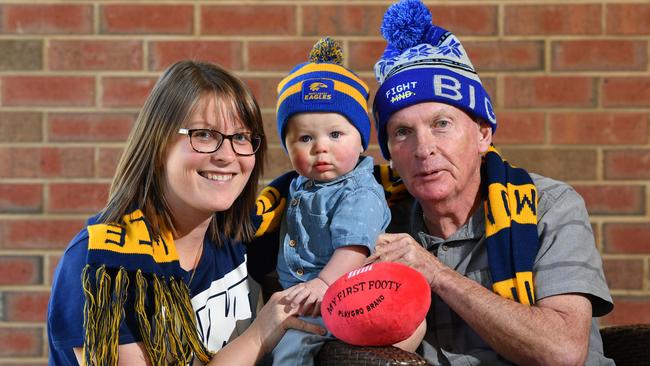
[250,145,539,305]
[82,209,212,365]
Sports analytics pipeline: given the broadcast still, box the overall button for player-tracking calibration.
[291,198,299,206]
[289,239,296,247]
[296,269,304,276]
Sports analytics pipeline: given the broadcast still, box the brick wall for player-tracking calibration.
[0,0,648,363]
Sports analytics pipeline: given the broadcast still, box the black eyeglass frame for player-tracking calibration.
[178,128,263,156]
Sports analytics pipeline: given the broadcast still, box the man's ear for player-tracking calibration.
[477,120,492,153]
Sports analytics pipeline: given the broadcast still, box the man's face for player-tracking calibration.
[386,102,491,205]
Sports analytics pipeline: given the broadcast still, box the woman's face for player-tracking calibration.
[163,94,256,222]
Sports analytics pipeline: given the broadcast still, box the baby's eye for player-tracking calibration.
[330,131,342,139]
[299,135,312,143]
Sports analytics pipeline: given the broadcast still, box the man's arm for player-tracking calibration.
[368,233,592,366]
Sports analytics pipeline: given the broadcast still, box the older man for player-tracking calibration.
[367,0,613,365]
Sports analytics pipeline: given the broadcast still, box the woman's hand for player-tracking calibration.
[283,278,328,317]
[252,289,327,355]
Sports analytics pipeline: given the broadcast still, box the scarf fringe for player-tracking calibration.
[82,265,213,365]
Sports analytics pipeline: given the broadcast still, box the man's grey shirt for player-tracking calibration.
[388,173,614,365]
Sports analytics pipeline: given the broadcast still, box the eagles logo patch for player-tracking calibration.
[302,79,333,103]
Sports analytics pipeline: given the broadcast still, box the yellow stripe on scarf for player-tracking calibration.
[87,209,178,264]
[485,182,537,237]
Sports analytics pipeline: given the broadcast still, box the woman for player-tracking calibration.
[47,60,324,365]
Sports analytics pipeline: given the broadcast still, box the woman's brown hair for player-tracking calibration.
[99,60,266,243]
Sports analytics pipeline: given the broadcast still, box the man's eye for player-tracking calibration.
[299,135,312,143]
[330,131,341,139]
[394,128,409,137]
[435,120,450,128]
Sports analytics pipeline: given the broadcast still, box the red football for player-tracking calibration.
[321,262,431,346]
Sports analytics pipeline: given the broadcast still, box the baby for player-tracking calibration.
[270,37,392,365]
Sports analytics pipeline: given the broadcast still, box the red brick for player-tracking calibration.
[504,4,601,35]
[0,327,42,357]
[466,40,544,72]
[102,77,157,108]
[492,111,545,145]
[0,147,94,178]
[602,297,650,326]
[100,4,193,35]
[603,223,650,254]
[602,258,644,291]
[262,147,294,180]
[607,4,650,35]
[552,40,647,71]
[0,256,42,286]
[604,149,650,180]
[2,4,92,34]
[48,254,62,285]
[499,148,597,181]
[202,5,294,35]
[550,113,648,145]
[0,218,83,250]
[0,111,42,142]
[262,112,280,146]
[97,147,124,179]
[574,185,645,215]
[503,76,596,108]
[0,39,42,70]
[248,41,315,71]
[49,40,143,71]
[602,77,650,107]
[149,41,242,71]
[0,184,42,213]
[302,5,383,36]
[349,40,386,72]
[3,291,50,322]
[48,113,135,142]
[481,77,497,106]
[1,76,95,107]
[430,5,498,36]
[242,76,284,109]
[48,183,109,214]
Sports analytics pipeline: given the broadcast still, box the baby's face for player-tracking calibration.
[284,113,363,182]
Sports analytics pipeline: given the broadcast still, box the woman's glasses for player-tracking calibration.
[178,128,262,156]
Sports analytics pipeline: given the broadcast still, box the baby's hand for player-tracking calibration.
[284,277,329,317]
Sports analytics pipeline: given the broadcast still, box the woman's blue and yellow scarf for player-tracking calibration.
[82,209,212,365]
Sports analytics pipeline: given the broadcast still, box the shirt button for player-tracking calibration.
[441,244,449,251]
[291,198,299,206]
[306,181,313,188]
[289,239,296,247]
[296,269,304,276]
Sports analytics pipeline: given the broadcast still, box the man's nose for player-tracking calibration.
[413,130,435,158]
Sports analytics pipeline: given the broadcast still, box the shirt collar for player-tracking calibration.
[411,200,485,245]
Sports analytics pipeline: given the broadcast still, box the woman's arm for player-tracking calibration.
[75,290,325,366]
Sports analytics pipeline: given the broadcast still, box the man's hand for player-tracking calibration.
[366,233,441,287]
[284,277,329,317]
